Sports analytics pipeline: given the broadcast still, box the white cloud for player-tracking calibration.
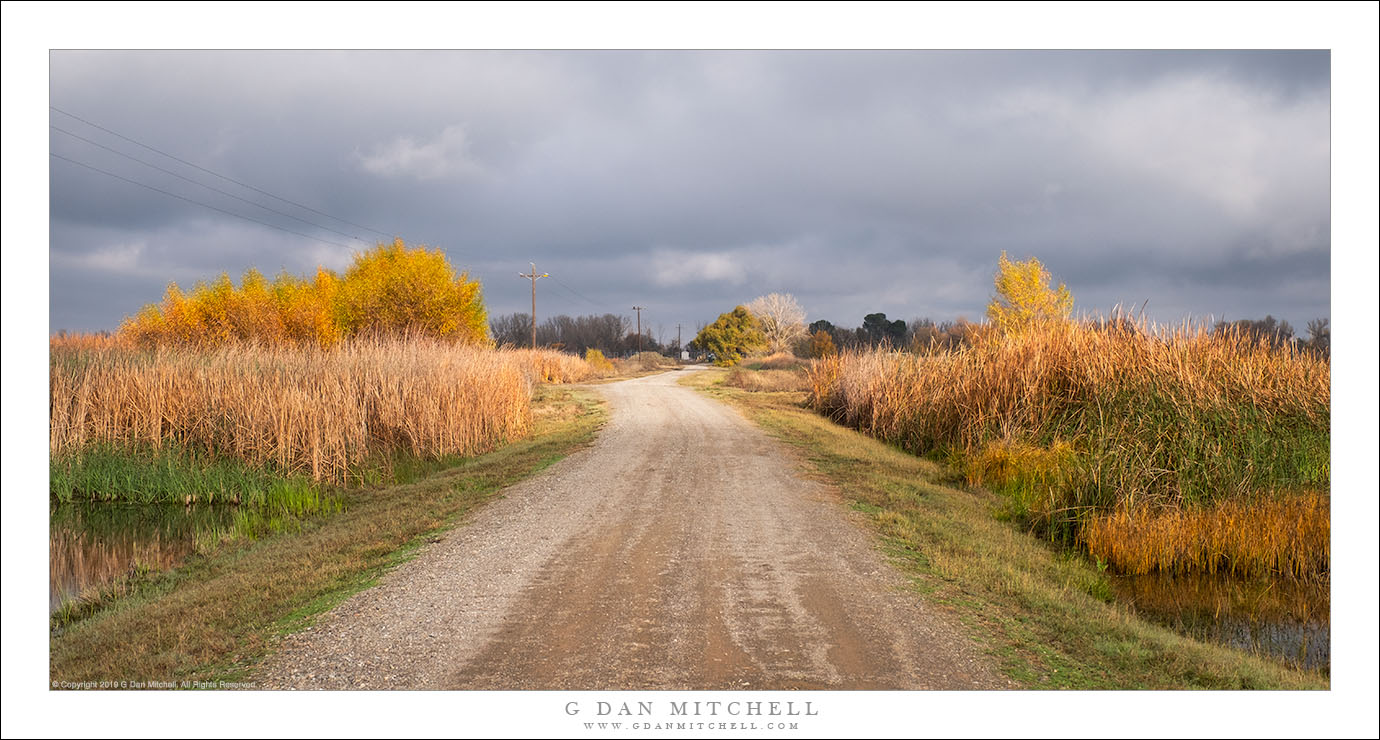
[650,249,745,286]
[976,75,1328,223]
[356,125,481,180]
[52,240,145,274]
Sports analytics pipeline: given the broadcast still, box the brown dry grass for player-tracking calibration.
[755,351,802,370]
[612,351,678,374]
[724,367,810,392]
[505,347,597,384]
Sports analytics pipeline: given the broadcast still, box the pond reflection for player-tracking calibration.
[1111,571,1329,671]
[50,503,238,613]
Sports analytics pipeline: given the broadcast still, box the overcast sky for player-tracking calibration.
[48,50,1331,337]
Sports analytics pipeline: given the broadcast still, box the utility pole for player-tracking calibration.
[518,263,548,350]
[632,306,645,354]
[677,323,682,352]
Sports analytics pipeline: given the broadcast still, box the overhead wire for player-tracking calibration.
[49,108,598,297]
[51,105,394,239]
[51,125,368,244]
[48,108,487,263]
[50,152,355,250]
[545,280,594,313]
[549,274,607,310]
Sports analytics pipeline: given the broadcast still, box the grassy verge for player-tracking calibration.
[49,386,606,685]
[684,368,1326,689]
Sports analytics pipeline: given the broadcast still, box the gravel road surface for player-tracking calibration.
[256,369,1007,689]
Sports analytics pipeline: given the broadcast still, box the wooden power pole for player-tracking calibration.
[518,263,548,350]
[632,306,645,354]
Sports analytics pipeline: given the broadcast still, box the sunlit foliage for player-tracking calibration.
[693,306,767,366]
[120,239,487,347]
[335,238,487,343]
[583,348,615,374]
[986,251,1074,334]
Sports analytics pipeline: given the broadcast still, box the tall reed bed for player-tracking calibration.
[807,321,1330,578]
[51,338,543,491]
[1083,491,1328,579]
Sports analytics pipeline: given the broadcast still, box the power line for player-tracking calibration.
[49,106,483,268]
[50,105,394,239]
[544,280,583,307]
[50,152,355,250]
[548,274,605,310]
[547,278,603,312]
[51,125,368,244]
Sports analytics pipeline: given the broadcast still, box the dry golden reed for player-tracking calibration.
[807,319,1330,576]
[810,321,1328,454]
[756,351,802,371]
[507,347,598,384]
[1082,491,1329,579]
[51,337,539,484]
[49,331,124,352]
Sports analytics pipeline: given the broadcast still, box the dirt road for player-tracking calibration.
[257,369,1006,689]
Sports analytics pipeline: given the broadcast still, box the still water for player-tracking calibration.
[1111,571,1329,671]
[50,503,239,613]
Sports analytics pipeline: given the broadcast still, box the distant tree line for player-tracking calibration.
[795,256,1330,360]
[1212,315,1329,356]
[800,312,1330,358]
[490,312,670,356]
[801,314,983,356]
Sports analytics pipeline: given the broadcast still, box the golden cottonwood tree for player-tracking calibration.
[120,238,488,347]
[273,267,343,347]
[986,251,1074,334]
[335,238,488,344]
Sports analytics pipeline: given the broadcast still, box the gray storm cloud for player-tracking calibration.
[48,50,1329,334]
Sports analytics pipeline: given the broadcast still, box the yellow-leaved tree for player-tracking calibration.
[120,238,488,347]
[986,251,1074,334]
[274,267,342,347]
[333,238,489,345]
